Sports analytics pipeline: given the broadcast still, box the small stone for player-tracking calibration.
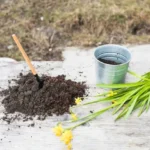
[40,17,44,21]
[7,45,14,50]
[49,48,52,51]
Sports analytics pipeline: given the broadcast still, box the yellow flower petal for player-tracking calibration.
[75,97,82,105]
[61,130,73,145]
[67,143,72,150]
[71,113,78,121]
[52,124,63,136]
[107,91,117,97]
[112,100,118,104]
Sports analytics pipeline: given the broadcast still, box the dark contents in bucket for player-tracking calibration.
[98,58,121,65]
[1,73,87,118]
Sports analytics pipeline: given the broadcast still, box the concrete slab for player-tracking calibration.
[0,45,150,150]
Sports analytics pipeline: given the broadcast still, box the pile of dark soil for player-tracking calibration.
[1,73,86,119]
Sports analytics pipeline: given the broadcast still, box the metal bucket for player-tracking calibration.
[94,44,131,84]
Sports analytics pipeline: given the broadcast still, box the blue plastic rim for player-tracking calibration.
[94,44,131,84]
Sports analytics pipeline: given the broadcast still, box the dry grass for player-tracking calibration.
[0,0,150,60]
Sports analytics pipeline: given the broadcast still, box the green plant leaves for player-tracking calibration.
[146,93,150,112]
[97,82,144,89]
[64,71,150,130]
[113,86,142,115]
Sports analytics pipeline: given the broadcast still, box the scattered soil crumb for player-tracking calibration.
[30,123,35,127]
[79,71,83,74]
[90,110,94,113]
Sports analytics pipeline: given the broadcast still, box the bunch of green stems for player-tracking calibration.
[65,71,150,130]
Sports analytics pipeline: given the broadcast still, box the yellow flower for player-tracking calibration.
[61,130,73,145]
[112,100,117,104]
[107,91,117,97]
[52,124,64,136]
[75,97,82,105]
[71,113,78,121]
[67,143,72,150]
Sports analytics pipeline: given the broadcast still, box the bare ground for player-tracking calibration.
[0,0,150,60]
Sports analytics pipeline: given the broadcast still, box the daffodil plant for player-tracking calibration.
[53,71,150,149]
[53,123,73,150]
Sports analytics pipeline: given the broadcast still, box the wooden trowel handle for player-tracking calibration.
[12,34,37,75]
